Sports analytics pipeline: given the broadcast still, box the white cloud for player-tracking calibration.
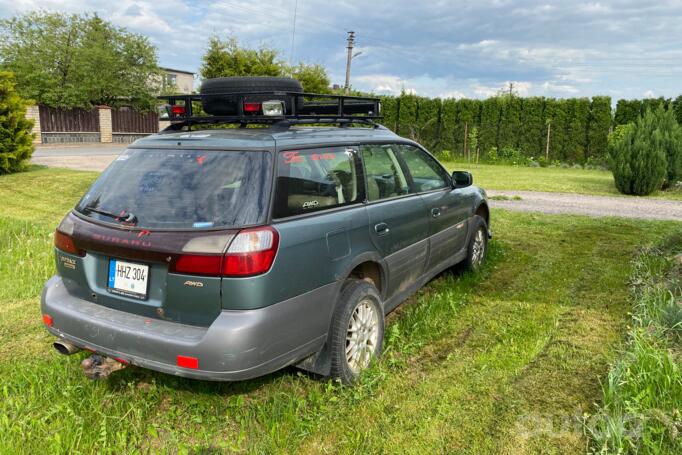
[643,90,655,98]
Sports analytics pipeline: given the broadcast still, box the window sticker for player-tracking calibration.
[283,151,304,164]
[192,221,214,228]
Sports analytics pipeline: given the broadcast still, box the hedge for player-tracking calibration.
[380,94,613,163]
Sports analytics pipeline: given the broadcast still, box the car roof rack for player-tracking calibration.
[157,91,383,131]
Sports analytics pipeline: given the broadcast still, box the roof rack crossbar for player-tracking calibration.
[157,90,382,130]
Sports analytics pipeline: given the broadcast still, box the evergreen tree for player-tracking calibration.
[518,97,545,157]
[672,95,682,125]
[587,96,612,162]
[440,98,457,153]
[610,109,667,195]
[0,72,34,174]
[652,105,682,186]
[397,92,418,139]
[614,99,643,126]
[379,96,398,132]
[478,97,501,156]
[498,96,521,150]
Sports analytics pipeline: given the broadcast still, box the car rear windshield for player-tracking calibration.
[75,149,272,229]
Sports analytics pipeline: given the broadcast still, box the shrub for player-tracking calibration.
[0,72,34,174]
[610,109,668,196]
[652,105,682,187]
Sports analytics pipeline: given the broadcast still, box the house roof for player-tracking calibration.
[160,67,195,76]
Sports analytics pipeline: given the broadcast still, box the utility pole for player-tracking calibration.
[344,31,355,94]
[508,82,515,97]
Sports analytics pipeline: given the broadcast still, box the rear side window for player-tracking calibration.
[273,147,362,218]
[75,149,271,229]
[360,144,410,201]
[397,144,450,192]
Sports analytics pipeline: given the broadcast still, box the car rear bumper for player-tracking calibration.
[41,275,335,381]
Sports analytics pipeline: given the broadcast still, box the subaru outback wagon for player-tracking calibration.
[42,77,490,383]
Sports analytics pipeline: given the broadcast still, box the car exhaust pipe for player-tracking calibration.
[53,340,82,355]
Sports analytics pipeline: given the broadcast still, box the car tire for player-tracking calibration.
[329,279,384,384]
[461,215,488,272]
[200,77,303,116]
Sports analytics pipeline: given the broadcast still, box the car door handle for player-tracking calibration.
[374,222,390,235]
[431,208,441,218]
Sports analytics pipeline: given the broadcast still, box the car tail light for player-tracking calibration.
[42,314,53,327]
[172,254,222,276]
[171,227,278,277]
[54,230,85,256]
[243,102,262,114]
[177,355,199,369]
[171,105,185,116]
[223,227,279,277]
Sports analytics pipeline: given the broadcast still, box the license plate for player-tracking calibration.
[107,259,149,300]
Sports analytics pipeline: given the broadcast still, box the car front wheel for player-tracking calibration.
[329,279,384,384]
[462,215,488,272]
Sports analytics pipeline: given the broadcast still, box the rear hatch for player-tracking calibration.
[54,148,272,326]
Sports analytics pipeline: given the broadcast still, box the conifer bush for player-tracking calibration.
[0,72,34,174]
[652,105,682,187]
[610,109,667,196]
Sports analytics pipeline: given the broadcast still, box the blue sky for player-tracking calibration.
[1,0,681,100]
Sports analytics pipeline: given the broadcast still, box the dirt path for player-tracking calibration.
[488,190,682,221]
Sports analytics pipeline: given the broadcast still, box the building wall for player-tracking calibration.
[172,72,195,94]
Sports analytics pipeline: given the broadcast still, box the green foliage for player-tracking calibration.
[0,11,160,109]
[379,96,398,132]
[610,109,668,195]
[673,95,682,125]
[478,97,501,155]
[288,63,330,93]
[587,234,682,454]
[200,36,282,79]
[467,126,478,159]
[0,72,34,174]
[651,105,682,186]
[397,92,418,138]
[518,97,545,157]
[199,35,331,94]
[496,96,521,153]
[587,96,612,160]
[614,99,643,126]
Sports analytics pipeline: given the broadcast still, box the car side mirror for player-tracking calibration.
[452,171,473,188]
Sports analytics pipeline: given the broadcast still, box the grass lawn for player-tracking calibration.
[443,160,682,201]
[0,166,679,453]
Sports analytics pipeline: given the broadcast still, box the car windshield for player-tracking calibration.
[75,149,272,229]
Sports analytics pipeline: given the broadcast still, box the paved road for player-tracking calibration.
[32,144,125,171]
[31,148,681,221]
[488,190,682,221]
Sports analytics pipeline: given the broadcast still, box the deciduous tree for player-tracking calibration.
[0,11,159,108]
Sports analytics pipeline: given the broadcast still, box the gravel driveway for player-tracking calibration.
[31,148,681,221]
[488,190,682,221]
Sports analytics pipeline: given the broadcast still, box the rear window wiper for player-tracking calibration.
[82,205,137,225]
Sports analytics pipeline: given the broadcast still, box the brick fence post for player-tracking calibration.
[25,105,42,144]
[98,105,112,143]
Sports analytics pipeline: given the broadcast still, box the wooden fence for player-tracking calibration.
[111,108,159,133]
[38,105,99,132]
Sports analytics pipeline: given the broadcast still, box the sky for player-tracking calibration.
[1,0,681,100]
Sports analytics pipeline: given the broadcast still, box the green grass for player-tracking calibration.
[0,166,678,454]
[443,160,682,201]
[586,233,682,454]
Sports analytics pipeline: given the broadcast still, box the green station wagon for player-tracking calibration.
[41,77,490,383]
